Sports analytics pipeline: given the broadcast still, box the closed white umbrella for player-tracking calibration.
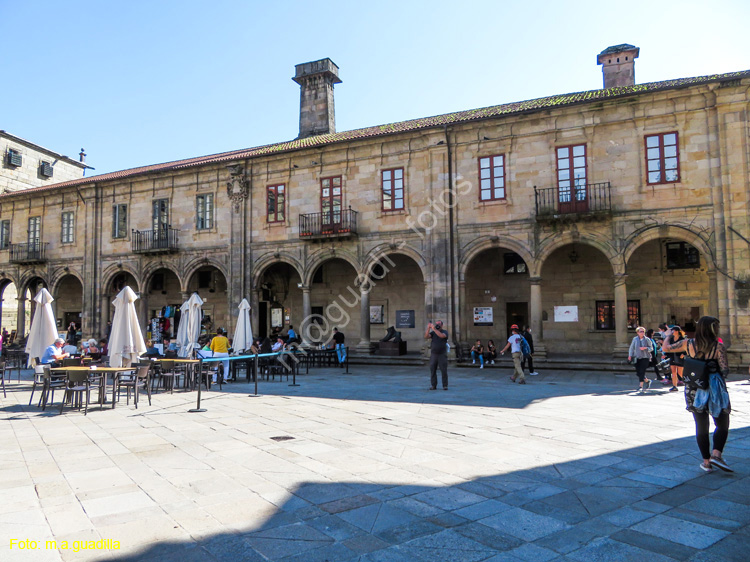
[108,286,147,367]
[232,298,253,353]
[25,288,58,367]
[175,299,190,357]
[183,293,204,358]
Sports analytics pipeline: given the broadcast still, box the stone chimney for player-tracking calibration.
[292,58,341,138]
[597,44,639,88]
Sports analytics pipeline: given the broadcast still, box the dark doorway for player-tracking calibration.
[258,302,268,339]
[506,302,528,337]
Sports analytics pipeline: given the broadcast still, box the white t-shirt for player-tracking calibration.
[507,334,522,353]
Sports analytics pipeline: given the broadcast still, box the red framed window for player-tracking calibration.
[382,168,404,211]
[321,176,342,227]
[478,155,505,201]
[645,132,680,184]
[267,184,285,223]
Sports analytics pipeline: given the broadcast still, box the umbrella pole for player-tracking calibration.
[249,353,261,397]
[188,357,207,412]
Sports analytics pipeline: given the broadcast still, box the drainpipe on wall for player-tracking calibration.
[444,125,457,347]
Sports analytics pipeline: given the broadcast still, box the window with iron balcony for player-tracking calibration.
[645,132,680,184]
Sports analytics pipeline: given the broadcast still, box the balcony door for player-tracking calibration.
[27,216,41,251]
[320,176,342,232]
[152,199,169,248]
[556,144,588,213]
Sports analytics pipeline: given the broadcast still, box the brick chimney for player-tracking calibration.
[292,58,341,138]
[597,44,639,88]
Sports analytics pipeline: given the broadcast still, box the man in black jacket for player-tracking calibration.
[521,326,539,376]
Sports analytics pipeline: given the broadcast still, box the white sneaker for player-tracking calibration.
[490,360,494,365]
[472,360,476,364]
[480,364,484,369]
[529,372,539,376]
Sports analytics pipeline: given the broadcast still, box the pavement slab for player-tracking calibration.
[0,364,748,561]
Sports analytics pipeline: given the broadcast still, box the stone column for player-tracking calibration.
[139,293,149,339]
[708,271,718,316]
[251,290,260,339]
[529,277,546,358]
[299,286,312,346]
[356,282,374,353]
[613,274,629,357]
[100,295,110,339]
[16,296,26,338]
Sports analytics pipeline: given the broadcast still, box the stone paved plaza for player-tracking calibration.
[1,364,749,561]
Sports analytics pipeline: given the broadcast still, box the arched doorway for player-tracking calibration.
[0,279,19,341]
[256,262,303,340]
[186,266,229,335]
[463,248,529,345]
[306,258,360,346]
[626,238,710,335]
[21,276,47,338]
[540,244,614,353]
[143,268,181,343]
[53,275,84,338]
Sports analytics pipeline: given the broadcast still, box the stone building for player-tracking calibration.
[0,131,89,334]
[0,46,748,364]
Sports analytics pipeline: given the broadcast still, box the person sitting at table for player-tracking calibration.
[99,338,108,356]
[144,339,161,357]
[271,337,285,353]
[286,325,297,343]
[41,338,69,367]
[85,338,99,355]
[249,339,260,355]
[162,337,178,358]
[209,328,230,383]
[62,341,78,356]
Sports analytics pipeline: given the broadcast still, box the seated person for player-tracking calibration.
[98,338,108,355]
[271,337,285,352]
[249,339,260,354]
[162,337,178,358]
[144,339,162,357]
[286,325,297,343]
[41,338,69,366]
[470,340,485,368]
[62,342,78,356]
[85,338,99,355]
[486,340,497,365]
[259,337,273,355]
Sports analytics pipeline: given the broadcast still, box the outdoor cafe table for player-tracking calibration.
[51,366,136,409]
[140,358,200,388]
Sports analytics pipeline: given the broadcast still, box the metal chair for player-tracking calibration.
[116,365,151,408]
[59,370,93,415]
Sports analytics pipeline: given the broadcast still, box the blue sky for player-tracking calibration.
[2,0,749,176]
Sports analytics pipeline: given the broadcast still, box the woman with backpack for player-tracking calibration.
[661,316,732,473]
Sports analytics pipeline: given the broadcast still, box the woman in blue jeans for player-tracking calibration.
[628,326,654,393]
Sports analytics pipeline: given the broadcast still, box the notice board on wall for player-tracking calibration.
[554,306,579,322]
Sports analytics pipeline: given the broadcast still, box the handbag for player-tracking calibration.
[683,341,716,391]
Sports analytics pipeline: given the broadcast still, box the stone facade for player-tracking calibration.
[0,50,748,365]
[0,131,87,193]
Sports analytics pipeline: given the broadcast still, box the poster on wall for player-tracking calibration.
[396,310,415,328]
[271,307,283,328]
[370,305,384,324]
[473,307,493,326]
[554,306,579,322]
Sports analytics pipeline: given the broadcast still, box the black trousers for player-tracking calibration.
[521,354,534,372]
[430,353,448,389]
[693,410,730,459]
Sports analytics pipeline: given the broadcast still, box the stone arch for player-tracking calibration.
[141,261,183,293]
[623,225,715,271]
[0,273,21,294]
[49,268,85,297]
[252,252,304,289]
[536,232,618,277]
[101,264,142,295]
[18,273,48,296]
[303,248,361,287]
[182,257,229,293]
[459,236,535,283]
[362,243,428,282]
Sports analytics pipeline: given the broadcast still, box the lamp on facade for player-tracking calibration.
[568,249,579,263]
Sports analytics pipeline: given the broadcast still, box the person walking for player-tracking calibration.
[664,325,686,392]
[661,316,732,473]
[425,320,448,390]
[500,324,526,384]
[470,340,485,369]
[628,327,654,393]
[210,328,230,383]
[332,327,346,366]
[521,326,538,376]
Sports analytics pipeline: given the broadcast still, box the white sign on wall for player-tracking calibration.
[554,306,579,322]
[473,307,493,326]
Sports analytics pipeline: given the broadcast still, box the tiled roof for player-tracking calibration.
[5,69,749,197]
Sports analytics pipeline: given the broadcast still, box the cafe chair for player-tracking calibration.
[62,357,81,367]
[0,361,6,397]
[39,365,67,410]
[59,370,94,415]
[116,365,151,408]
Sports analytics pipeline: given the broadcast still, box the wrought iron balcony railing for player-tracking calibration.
[9,242,47,264]
[132,228,179,254]
[535,181,612,219]
[299,208,358,239]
